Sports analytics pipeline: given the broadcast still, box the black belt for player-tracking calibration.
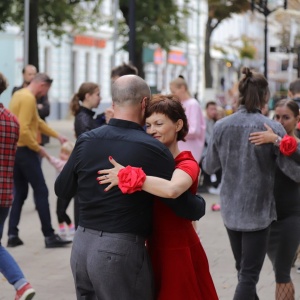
[77,226,146,244]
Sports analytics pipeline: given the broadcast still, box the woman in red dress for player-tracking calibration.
[98,94,218,300]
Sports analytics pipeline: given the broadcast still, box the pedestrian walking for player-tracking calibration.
[45,141,76,239]
[7,73,72,248]
[0,72,36,300]
[12,64,50,146]
[169,75,206,163]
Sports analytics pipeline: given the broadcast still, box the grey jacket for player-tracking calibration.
[202,106,300,231]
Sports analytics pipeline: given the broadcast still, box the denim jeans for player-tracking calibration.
[8,147,54,237]
[226,226,270,300]
[0,207,25,285]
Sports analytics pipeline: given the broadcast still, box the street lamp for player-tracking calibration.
[251,0,287,79]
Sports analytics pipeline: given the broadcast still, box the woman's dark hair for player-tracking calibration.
[238,67,270,112]
[275,98,300,117]
[145,94,189,141]
[70,82,99,116]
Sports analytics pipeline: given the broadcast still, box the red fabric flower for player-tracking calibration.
[118,166,146,194]
[279,135,298,156]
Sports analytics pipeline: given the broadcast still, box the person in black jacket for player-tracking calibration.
[70,82,101,138]
[69,82,101,227]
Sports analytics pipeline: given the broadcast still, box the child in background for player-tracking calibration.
[45,141,75,239]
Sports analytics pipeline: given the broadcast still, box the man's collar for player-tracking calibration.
[108,118,145,131]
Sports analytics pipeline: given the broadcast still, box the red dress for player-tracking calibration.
[148,151,218,300]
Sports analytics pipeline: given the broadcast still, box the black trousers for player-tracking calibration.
[226,226,270,300]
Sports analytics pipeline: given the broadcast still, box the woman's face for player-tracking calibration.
[86,88,101,109]
[145,113,180,147]
[169,83,184,100]
[274,105,299,135]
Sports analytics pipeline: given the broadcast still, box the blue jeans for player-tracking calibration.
[8,147,54,237]
[226,226,270,300]
[0,207,25,285]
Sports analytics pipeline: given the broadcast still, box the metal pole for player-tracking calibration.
[24,0,30,66]
[264,8,268,79]
[128,0,136,65]
[112,0,119,68]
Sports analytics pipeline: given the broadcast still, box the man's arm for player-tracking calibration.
[37,95,50,119]
[276,144,300,182]
[160,192,206,221]
[201,126,221,175]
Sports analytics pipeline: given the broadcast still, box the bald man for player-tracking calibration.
[55,75,202,300]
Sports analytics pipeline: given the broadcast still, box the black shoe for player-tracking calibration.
[7,236,24,247]
[45,234,72,248]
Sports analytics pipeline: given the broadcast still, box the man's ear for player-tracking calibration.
[141,97,148,110]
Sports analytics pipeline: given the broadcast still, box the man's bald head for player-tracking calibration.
[112,75,151,106]
[22,65,37,85]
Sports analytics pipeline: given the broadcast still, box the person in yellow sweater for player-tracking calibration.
[7,73,72,248]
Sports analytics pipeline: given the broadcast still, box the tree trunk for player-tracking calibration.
[28,0,39,71]
[205,17,213,88]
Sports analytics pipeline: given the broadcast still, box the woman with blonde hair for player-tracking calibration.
[169,76,206,163]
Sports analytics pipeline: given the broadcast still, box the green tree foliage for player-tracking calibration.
[119,0,189,78]
[205,1,250,88]
[0,1,13,29]
[0,0,103,70]
[0,0,189,78]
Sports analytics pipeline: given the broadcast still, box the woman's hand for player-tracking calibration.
[249,123,277,145]
[97,156,124,191]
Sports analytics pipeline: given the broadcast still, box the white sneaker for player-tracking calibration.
[297,267,300,274]
[58,227,67,239]
[67,226,76,241]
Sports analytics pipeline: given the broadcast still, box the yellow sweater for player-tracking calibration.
[9,88,58,152]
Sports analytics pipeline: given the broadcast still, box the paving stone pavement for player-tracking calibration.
[1,120,300,300]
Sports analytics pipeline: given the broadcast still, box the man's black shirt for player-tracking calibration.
[55,118,203,237]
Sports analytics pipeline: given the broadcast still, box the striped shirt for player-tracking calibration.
[0,103,19,207]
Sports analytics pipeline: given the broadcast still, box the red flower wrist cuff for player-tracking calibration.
[279,135,298,156]
[118,166,146,194]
